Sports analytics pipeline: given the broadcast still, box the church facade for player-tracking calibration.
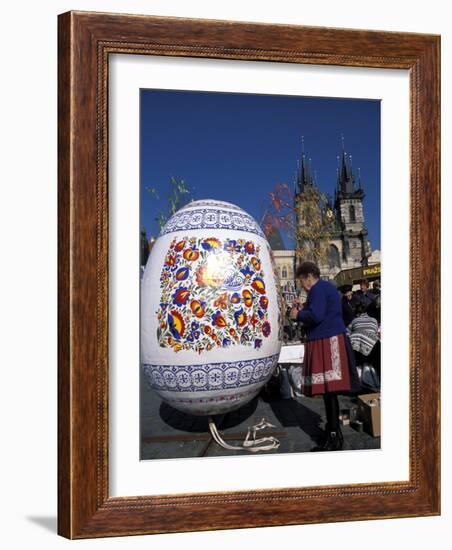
[270,138,373,292]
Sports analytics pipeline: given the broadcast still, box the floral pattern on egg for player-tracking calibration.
[156,236,271,354]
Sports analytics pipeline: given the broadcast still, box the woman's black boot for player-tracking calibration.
[314,393,343,451]
[311,427,344,452]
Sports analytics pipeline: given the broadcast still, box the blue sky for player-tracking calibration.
[140,89,381,251]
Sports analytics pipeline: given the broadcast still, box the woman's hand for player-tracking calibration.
[289,305,299,320]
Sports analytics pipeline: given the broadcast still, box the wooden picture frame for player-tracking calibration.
[58,11,440,539]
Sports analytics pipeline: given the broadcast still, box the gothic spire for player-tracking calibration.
[338,134,355,194]
[297,136,314,193]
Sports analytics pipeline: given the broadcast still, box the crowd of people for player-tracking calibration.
[280,266,381,452]
[284,278,381,378]
[340,279,381,382]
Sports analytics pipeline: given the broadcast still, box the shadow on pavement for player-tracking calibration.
[159,396,259,432]
[267,397,325,444]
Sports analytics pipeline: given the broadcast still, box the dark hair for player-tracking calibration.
[355,302,367,315]
[295,261,320,279]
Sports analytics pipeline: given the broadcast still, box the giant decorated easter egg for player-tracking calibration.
[141,199,283,416]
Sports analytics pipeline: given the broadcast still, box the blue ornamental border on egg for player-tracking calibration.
[143,353,279,393]
[159,386,259,412]
[160,208,265,238]
[178,199,244,213]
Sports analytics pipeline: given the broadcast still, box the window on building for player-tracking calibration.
[349,205,356,222]
[327,244,341,268]
[282,266,288,279]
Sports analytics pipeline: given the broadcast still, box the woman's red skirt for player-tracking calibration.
[301,333,351,397]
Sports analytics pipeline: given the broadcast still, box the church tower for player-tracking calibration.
[294,138,322,243]
[283,134,373,283]
[293,137,329,281]
[334,137,371,267]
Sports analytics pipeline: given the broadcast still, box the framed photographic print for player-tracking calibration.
[58,11,440,538]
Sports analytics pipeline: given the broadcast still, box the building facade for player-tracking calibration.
[269,138,373,288]
[273,249,296,292]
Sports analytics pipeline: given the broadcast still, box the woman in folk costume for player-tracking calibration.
[290,261,359,451]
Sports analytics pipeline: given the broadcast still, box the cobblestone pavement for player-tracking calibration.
[140,370,380,460]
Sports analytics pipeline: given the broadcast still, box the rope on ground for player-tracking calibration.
[208,416,280,452]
